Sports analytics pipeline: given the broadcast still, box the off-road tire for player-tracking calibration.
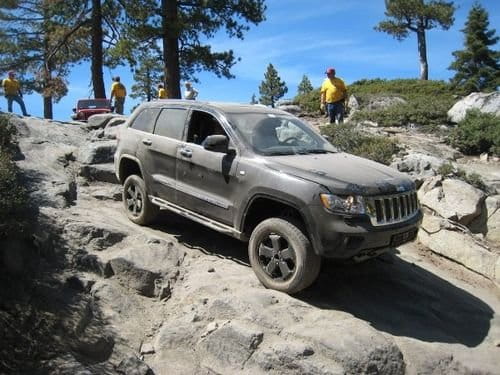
[123,174,159,225]
[248,217,321,294]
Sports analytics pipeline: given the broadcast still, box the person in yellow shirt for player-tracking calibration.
[158,83,167,99]
[110,76,126,115]
[320,67,347,124]
[2,71,29,116]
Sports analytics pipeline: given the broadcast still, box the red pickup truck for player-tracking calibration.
[71,99,112,121]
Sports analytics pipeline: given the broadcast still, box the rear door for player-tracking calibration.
[175,109,241,226]
[147,107,188,202]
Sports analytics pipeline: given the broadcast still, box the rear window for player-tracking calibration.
[154,108,188,140]
[130,108,160,133]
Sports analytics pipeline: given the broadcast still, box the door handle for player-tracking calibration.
[142,138,152,146]
[180,149,192,158]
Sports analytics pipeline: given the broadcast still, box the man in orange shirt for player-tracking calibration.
[320,67,347,124]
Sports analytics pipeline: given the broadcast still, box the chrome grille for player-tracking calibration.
[366,191,419,226]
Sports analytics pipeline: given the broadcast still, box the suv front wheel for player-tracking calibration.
[123,174,159,225]
[248,218,321,294]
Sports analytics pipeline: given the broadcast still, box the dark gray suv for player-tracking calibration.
[115,100,421,294]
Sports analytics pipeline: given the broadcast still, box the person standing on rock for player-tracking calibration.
[320,67,347,124]
[110,76,127,115]
[184,82,198,100]
[2,71,29,116]
[158,83,167,99]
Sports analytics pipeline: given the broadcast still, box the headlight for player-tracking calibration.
[320,194,366,215]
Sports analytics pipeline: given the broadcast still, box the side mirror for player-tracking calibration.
[72,108,76,113]
[203,135,229,153]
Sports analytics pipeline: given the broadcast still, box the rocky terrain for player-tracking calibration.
[1,98,499,374]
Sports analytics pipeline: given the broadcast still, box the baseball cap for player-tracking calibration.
[325,67,335,74]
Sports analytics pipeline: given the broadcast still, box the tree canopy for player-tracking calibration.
[116,0,266,98]
[375,0,455,80]
[449,3,499,93]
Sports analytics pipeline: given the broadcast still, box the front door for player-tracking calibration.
[175,110,240,226]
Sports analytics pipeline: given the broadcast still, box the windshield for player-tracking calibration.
[226,112,337,155]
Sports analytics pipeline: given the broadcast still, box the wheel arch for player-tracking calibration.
[118,155,144,184]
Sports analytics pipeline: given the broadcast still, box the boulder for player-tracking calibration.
[282,319,405,375]
[278,104,302,115]
[419,215,499,282]
[418,178,486,226]
[108,257,160,297]
[197,320,264,373]
[116,356,154,375]
[78,141,117,165]
[348,95,360,111]
[447,92,500,123]
[87,114,119,129]
[63,220,127,251]
[485,195,500,244]
[79,163,118,184]
[366,96,406,111]
[391,152,447,178]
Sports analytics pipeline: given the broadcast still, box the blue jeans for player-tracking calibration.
[114,97,125,115]
[6,95,28,116]
[327,101,344,124]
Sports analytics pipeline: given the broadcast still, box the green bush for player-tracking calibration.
[447,110,500,156]
[351,95,455,129]
[294,88,320,113]
[321,123,399,165]
[0,114,28,237]
[347,79,455,129]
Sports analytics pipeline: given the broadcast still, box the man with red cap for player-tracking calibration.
[320,67,347,124]
[2,70,29,116]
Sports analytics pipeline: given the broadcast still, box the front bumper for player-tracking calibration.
[305,205,423,259]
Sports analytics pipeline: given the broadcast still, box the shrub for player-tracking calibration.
[348,79,455,129]
[294,88,320,113]
[321,123,399,165]
[0,114,28,237]
[447,110,500,156]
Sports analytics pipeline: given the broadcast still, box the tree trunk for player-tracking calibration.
[162,0,181,99]
[42,10,53,119]
[43,95,53,119]
[417,27,428,80]
[91,0,106,98]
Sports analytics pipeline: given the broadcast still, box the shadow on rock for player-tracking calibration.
[297,252,494,347]
[151,211,250,266]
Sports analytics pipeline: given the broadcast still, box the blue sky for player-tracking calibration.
[11,0,500,121]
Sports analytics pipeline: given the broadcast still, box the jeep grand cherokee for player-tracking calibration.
[115,100,422,294]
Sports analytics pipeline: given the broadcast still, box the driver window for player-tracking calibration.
[186,111,227,145]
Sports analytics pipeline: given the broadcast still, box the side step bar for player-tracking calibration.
[150,196,247,241]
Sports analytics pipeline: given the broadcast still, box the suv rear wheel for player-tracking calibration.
[123,175,159,225]
[248,218,321,294]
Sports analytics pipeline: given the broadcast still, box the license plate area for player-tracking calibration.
[391,228,418,247]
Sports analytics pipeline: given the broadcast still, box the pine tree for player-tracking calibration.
[250,93,258,104]
[117,0,266,99]
[259,64,288,108]
[129,49,164,102]
[297,74,313,95]
[449,3,499,93]
[0,0,89,118]
[375,0,455,80]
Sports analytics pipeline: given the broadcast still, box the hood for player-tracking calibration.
[265,152,414,195]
